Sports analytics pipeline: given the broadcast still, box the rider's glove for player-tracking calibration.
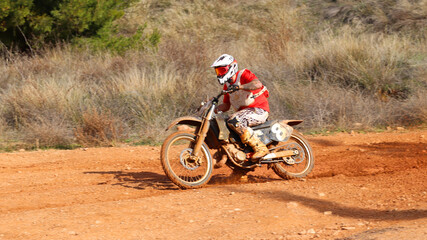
[228,85,240,93]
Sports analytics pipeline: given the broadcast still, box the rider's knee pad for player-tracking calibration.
[227,117,240,129]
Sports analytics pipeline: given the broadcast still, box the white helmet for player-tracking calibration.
[211,54,238,85]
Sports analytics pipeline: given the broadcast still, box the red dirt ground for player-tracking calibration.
[0,129,426,239]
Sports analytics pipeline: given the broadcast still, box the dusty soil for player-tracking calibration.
[0,129,426,240]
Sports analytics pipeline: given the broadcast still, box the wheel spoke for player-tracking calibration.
[161,133,212,188]
[271,132,314,179]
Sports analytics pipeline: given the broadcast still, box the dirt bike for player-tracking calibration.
[160,90,314,189]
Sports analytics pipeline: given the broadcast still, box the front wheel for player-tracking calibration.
[271,131,314,179]
[160,131,213,189]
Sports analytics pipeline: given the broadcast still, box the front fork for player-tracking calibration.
[191,105,215,160]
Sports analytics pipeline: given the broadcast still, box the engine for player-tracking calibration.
[226,144,247,162]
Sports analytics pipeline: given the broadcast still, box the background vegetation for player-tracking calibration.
[0,0,136,50]
[1,0,426,150]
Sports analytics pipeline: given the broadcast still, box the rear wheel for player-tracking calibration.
[160,131,213,189]
[271,132,314,179]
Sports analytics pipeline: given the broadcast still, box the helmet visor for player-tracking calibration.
[215,66,229,77]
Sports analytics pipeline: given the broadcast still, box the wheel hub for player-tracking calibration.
[180,148,201,170]
[282,143,305,164]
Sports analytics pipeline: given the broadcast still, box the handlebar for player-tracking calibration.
[213,89,235,102]
[211,90,231,105]
[197,89,235,116]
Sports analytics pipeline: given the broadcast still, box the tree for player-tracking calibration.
[0,0,136,51]
[0,0,33,48]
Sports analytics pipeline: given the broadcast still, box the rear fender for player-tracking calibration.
[280,120,303,126]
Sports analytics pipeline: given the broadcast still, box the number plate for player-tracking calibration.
[270,123,293,142]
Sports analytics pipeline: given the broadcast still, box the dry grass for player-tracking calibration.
[75,108,125,147]
[287,29,422,98]
[0,0,426,149]
[23,115,73,149]
[320,0,427,35]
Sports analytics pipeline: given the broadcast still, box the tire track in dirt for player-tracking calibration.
[0,130,426,239]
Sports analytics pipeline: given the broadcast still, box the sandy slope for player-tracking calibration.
[0,129,426,239]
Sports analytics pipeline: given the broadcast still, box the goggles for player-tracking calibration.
[214,66,229,77]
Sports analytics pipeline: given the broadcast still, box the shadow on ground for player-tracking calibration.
[227,186,427,221]
[84,171,179,190]
[84,170,280,190]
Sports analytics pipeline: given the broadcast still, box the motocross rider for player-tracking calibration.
[211,54,270,161]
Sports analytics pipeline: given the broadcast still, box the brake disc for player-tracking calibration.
[180,148,200,170]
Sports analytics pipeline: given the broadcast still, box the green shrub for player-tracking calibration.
[75,24,160,54]
[0,0,136,50]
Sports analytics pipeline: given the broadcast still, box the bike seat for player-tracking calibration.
[252,120,274,130]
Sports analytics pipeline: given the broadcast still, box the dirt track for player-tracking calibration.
[0,129,426,239]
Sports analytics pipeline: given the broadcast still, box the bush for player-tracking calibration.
[319,0,427,36]
[74,108,126,147]
[288,29,423,100]
[23,116,74,149]
[0,0,136,50]
[75,24,160,54]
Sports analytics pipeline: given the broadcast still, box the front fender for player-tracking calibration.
[165,116,221,149]
[165,116,202,131]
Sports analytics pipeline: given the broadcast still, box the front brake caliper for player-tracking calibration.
[189,154,203,166]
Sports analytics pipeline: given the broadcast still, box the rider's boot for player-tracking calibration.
[241,129,269,162]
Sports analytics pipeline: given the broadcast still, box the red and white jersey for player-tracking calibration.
[223,69,269,112]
